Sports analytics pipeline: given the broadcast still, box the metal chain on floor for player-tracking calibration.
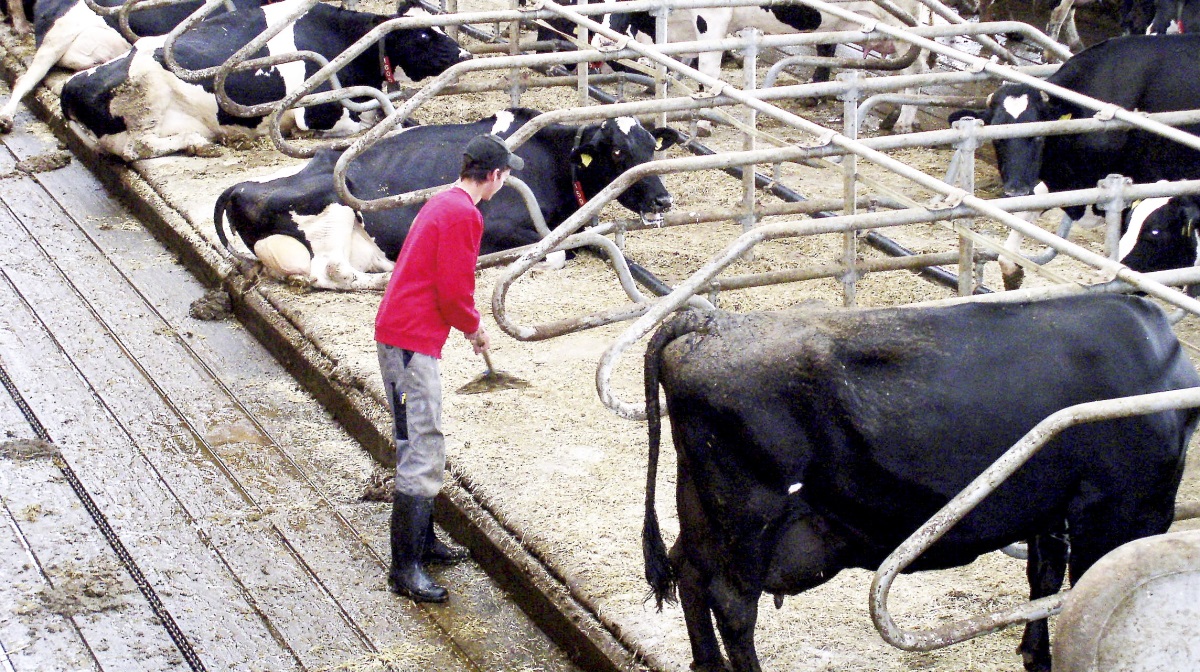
[0,358,208,672]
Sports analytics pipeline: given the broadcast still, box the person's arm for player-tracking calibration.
[435,207,483,337]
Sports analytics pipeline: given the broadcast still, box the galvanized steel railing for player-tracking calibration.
[869,387,1200,651]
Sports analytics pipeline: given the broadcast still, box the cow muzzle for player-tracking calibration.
[640,194,673,226]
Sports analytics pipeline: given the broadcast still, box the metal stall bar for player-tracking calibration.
[590,162,1200,420]
[82,0,237,42]
[869,387,1200,651]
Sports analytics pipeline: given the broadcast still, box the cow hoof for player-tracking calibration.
[186,144,224,158]
[1002,267,1026,291]
[285,274,314,290]
[0,115,13,134]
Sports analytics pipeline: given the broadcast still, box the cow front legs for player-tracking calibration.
[1018,530,1068,672]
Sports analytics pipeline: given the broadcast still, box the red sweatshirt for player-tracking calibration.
[375,187,483,358]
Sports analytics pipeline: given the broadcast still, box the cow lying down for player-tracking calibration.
[215,107,682,290]
[644,293,1200,672]
[0,0,261,133]
[59,0,468,161]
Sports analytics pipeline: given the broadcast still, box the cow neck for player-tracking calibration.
[570,125,587,207]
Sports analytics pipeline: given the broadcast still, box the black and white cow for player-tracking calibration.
[1119,194,1200,287]
[1149,0,1200,32]
[58,0,468,161]
[0,0,261,133]
[687,0,930,132]
[643,294,1200,672]
[213,107,682,290]
[949,34,1200,289]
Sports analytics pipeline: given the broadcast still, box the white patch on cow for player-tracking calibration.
[788,483,802,494]
[96,44,223,161]
[322,107,365,137]
[1120,197,1171,260]
[616,117,638,135]
[491,110,516,135]
[1002,94,1030,121]
[290,203,392,290]
[263,2,308,128]
[534,250,567,271]
[55,3,132,69]
[0,1,132,127]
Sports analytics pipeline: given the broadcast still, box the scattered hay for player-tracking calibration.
[0,438,60,460]
[14,149,71,174]
[361,472,394,502]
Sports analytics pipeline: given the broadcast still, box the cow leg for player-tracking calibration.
[674,552,728,672]
[6,0,30,36]
[812,43,836,84]
[891,49,929,135]
[301,204,391,291]
[254,234,315,286]
[998,228,1026,290]
[708,577,762,672]
[0,39,76,132]
[1018,530,1068,672]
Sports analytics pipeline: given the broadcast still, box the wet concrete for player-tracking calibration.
[0,117,582,671]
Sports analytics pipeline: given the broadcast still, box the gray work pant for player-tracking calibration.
[377,343,445,498]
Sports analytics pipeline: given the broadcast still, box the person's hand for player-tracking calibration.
[466,327,490,355]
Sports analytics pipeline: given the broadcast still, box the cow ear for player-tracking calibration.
[947,108,989,126]
[571,145,595,169]
[651,127,684,151]
[395,0,418,16]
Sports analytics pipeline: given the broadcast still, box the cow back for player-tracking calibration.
[656,294,1199,568]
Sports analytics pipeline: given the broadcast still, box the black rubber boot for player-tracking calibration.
[388,493,449,603]
[424,517,470,566]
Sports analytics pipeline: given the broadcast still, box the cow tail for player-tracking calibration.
[212,184,239,255]
[643,309,704,610]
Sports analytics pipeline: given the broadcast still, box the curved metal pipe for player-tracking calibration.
[869,387,1200,651]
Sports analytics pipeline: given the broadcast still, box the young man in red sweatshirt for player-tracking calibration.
[375,134,523,603]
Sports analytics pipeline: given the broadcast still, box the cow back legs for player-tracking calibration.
[708,576,762,672]
[674,553,728,672]
[298,203,391,290]
[1019,530,1068,672]
[0,13,131,132]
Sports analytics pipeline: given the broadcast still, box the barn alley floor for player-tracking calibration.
[0,113,582,672]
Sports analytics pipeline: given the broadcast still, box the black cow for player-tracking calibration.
[643,294,1199,672]
[0,0,261,133]
[950,34,1200,288]
[213,107,683,290]
[58,0,468,161]
[1119,194,1200,285]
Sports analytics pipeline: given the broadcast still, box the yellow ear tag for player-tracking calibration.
[580,153,593,167]
[655,137,664,150]
[1059,113,1072,121]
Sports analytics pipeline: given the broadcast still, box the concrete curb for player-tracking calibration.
[0,31,647,672]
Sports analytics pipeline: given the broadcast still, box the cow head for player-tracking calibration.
[569,117,683,224]
[380,3,470,82]
[949,83,1057,199]
[1120,194,1200,275]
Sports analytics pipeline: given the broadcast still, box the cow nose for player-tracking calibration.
[652,194,673,212]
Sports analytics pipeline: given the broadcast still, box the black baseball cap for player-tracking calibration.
[463,134,524,171]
